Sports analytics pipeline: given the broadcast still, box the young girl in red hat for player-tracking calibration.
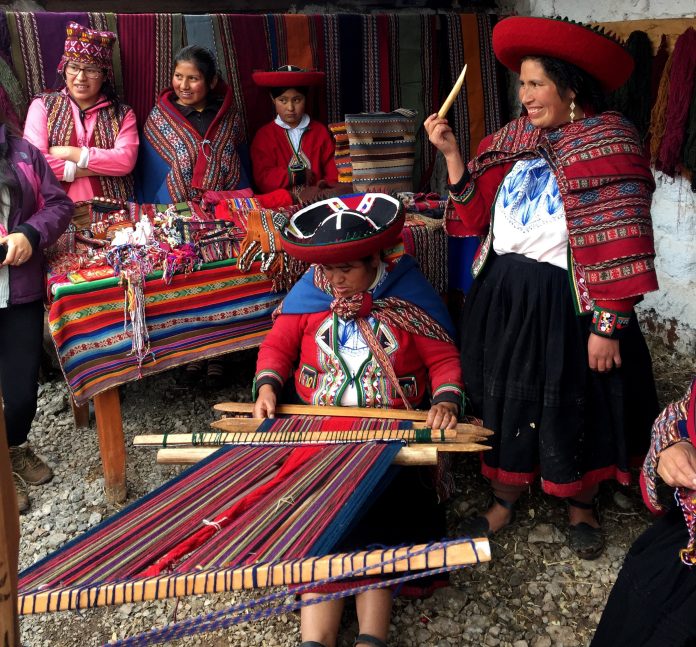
[250,66,338,195]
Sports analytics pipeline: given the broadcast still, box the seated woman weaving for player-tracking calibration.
[252,193,463,647]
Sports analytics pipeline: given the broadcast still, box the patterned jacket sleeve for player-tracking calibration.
[253,313,304,397]
[641,383,694,513]
[412,335,464,409]
[23,98,68,181]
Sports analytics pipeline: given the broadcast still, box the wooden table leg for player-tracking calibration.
[93,388,127,504]
[0,393,20,646]
[70,397,90,429]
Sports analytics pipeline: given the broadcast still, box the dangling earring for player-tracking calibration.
[569,100,576,124]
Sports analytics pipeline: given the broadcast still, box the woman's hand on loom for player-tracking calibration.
[426,402,459,430]
[657,442,696,489]
[253,384,277,419]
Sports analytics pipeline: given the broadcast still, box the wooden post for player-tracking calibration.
[0,393,20,646]
[70,397,90,429]
[93,388,127,504]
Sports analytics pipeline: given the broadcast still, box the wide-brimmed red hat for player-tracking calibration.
[281,193,404,264]
[252,64,325,88]
[492,16,633,92]
[58,22,116,84]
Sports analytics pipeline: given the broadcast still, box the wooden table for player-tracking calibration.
[48,259,283,503]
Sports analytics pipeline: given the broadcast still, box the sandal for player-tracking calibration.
[567,498,605,560]
[354,635,388,647]
[456,494,517,539]
[300,643,327,647]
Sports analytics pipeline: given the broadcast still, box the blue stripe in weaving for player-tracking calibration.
[306,442,402,557]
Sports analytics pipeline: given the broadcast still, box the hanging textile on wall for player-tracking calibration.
[0,10,504,185]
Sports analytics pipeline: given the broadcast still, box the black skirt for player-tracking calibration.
[591,507,696,647]
[460,252,658,496]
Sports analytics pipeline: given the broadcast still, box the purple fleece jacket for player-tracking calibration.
[2,124,73,304]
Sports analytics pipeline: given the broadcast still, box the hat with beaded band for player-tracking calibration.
[58,22,116,84]
[280,193,404,264]
[492,16,634,92]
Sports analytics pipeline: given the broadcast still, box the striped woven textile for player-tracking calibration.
[345,109,418,193]
[48,259,282,405]
[18,442,401,608]
[1,10,503,177]
[328,121,353,184]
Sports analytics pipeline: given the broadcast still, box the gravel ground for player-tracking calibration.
[16,339,696,647]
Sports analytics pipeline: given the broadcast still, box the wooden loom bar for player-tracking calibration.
[214,402,432,420]
[136,430,491,447]
[156,443,490,466]
[133,427,485,447]
[18,539,490,615]
[210,417,490,437]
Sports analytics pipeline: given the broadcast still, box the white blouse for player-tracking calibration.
[492,158,568,270]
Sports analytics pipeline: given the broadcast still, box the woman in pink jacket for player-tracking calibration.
[23,22,138,202]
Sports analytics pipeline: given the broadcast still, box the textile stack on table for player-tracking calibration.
[45,196,289,405]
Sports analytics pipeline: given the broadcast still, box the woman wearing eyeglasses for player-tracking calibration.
[23,22,138,202]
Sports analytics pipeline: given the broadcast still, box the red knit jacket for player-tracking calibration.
[254,311,463,409]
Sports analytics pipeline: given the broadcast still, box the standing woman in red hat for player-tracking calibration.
[425,16,659,559]
[23,22,138,202]
[250,65,338,195]
[253,194,462,647]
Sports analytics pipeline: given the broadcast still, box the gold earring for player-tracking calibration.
[569,100,576,123]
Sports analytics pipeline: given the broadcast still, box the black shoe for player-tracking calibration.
[567,498,605,560]
[456,494,517,539]
[354,634,388,647]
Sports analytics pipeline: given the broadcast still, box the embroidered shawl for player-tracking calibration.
[142,83,242,203]
[276,255,456,340]
[42,92,134,200]
[468,112,658,313]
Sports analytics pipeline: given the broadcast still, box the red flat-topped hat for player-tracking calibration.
[58,22,116,83]
[492,16,634,92]
[252,64,325,88]
[281,193,404,264]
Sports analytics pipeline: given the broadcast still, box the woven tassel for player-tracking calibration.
[648,49,674,165]
[122,270,152,371]
[607,30,653,143]
[656,28,696,176]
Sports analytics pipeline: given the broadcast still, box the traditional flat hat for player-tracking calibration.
[281,193,404,264]
[58,22,116,81]
[252,64,325,88]
[492,16,633,92]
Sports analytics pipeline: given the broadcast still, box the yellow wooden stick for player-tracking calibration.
[19,539,490,615]
[437,64,468,119]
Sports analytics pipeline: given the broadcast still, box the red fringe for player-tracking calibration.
[657,28,696,176]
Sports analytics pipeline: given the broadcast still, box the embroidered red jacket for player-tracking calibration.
[254,311,463,409]
[447,112,658,338]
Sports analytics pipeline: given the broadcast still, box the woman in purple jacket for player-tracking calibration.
[0,114,73,513]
